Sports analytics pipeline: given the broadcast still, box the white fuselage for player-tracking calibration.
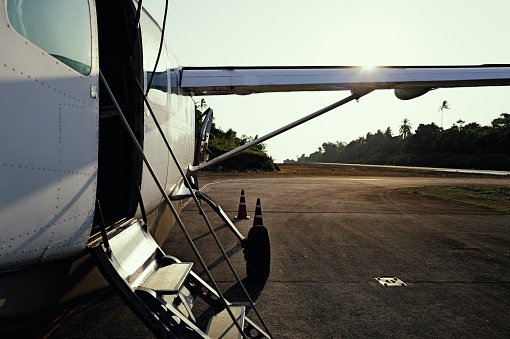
[0,0,195,329]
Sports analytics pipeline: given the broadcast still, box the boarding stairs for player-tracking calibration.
[94,72,271,338]
[89,218,269,339]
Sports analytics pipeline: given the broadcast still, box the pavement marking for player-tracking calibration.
[376,277,407,287]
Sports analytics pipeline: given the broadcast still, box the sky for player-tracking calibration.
[145,0,510,162]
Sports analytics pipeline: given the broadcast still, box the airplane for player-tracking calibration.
[1,0,510,338]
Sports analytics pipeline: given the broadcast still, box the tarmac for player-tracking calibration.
[49,174,510,338]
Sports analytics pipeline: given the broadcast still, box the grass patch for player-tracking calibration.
[399,185,510,213]
[205,163,509,179]
[277,163,506,178]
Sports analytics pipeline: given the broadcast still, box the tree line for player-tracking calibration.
[285,113,510,170]
[195,101,277,172]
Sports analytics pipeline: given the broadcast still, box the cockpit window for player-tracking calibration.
[6,0,92,76]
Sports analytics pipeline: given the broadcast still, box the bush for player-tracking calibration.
[207,147,277,172]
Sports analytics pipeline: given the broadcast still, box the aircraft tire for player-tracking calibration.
[245,225,270,282]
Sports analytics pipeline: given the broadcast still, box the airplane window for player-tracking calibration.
[169,69,179,94]
[146,70,168,105]
[145,44,168,106]
[169,69,180,111]
[6,0,92,76]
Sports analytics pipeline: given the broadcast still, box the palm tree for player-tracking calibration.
[399,118,412,139]
[438,100,451,128]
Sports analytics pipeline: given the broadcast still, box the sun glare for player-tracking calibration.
[361,64,378,71]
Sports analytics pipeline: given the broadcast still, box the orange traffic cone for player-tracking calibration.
[235,190,250,219]
[253,198,263,226]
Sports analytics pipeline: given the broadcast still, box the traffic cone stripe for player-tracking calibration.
[253,198,264,226]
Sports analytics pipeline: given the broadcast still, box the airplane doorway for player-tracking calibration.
[95,0,144,225]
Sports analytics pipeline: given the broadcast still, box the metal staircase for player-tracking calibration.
[89,219,270,339]
[94,72,272,338]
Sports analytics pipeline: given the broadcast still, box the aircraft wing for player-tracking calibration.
[180,64,510,99]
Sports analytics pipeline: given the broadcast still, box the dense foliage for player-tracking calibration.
[195,102,277,172]
[286,113,510,170]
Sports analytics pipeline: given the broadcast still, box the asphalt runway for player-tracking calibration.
[49,174,510,338]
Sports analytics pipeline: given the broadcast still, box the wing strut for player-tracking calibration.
[189,88,374,172]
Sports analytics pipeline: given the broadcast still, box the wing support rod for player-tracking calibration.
[189,88,374,172]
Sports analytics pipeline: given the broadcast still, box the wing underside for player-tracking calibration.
[180,65,510,97]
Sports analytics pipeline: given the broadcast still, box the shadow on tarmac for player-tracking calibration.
[195,277,266,329]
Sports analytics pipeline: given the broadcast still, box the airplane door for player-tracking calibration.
[194,108,214,165]
[95,0,144,224]
[0,0,99,266]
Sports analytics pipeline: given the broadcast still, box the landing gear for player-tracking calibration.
[244,225,271,282]
[194,192,271,282]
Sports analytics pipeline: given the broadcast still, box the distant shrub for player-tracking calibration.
[207,143,277,172]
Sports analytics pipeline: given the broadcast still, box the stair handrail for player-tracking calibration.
[100,71,249,338]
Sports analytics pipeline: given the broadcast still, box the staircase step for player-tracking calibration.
[140,262,193,294]
[91,220,271,338]
[207,306,245,339]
